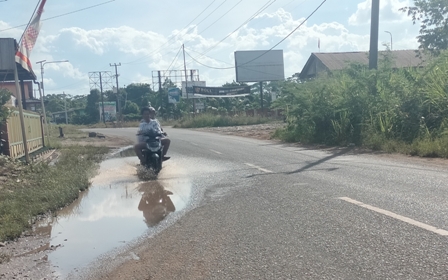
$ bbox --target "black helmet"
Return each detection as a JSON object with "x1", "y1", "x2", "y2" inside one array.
[{"x1": 141, "y1": 106, "x2": 156, "y2": 114}]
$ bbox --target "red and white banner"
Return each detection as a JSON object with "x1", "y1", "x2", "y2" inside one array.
[{"x1": 15, "y1": 0, "x2": 47, "y2": 72}]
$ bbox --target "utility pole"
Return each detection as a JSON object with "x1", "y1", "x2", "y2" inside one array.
[
  {"x1": 13, "y1": 60, "x2": 30, "y2": 163},
  {"x1": 110, "y1": 63, "x2": 122, "y2": 120},
  {"x1": 260, "y1": 82, "x2": 264, "y2": 116},
  {"x1": 158, "y1": 71, "x2": 162, "y2": 111},
  {"x1": 385, "y1": 31, "x2": 393, "y2": 50},
  {"x1": 63, "y1": 91, "x2": 68, "y2": 124},
  {"x1": 182, "y1": 44, "x2": 195, "y2": 115},
  {"x1": 34, "y1": 80, "x2": 49, "y2": 147},
  {"x1": 369, "y1": 0, "x2": 380, "y2": 69},
  {"x1": 182, "y1": 44, "x2": 188, "y2": 103},
  {"x1": 99, "y1": 72, "x2": 105, "y2": 124}
]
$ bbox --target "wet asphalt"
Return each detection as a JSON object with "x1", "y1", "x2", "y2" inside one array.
[{"x1": 76, "y1": 127, "x2": 448, "y2": 279}]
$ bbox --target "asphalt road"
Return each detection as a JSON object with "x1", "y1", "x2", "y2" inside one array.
[{"x1": 80, "y1": 127, "x2": 448, "y2": 279}]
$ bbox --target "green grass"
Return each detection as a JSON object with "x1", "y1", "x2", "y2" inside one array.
[
  {"x1": 0, "y1": 145, "x2": 108, "y2": 242},
  {"x1": 409, "y1": 137, "x2": 448, "y2": 158},
  {"x1": 172, "y1": 114, "x2": 271, "y2": 128},
  {"x1": 43, "y1": 124, "x2": 88, "y2": 148}
]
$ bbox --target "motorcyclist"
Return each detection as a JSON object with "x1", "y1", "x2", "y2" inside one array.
[
  {"x1": 134, "y1": 106, "x2": 171, "y2": 165},
  {"x1": 138, "y1": 181, "x2": 176, "y2": 227}
]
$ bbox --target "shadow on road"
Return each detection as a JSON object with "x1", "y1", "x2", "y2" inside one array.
[
  {"x1": 245, "y1": 147, "x2": 353, "y2": 178},
  {"x1": 285, "y1": 147, "x2": 353, "y2": 175}
]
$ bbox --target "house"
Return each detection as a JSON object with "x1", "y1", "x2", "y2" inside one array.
[
  {"x1": 0, "y1": 38, "x2": 41, "y2": 112},
  {"x1": 0, "y1": 81, "x2": 43, "y2": 112},
  {"x1": 299, "y1": 50, "x2": 427, "y2": 80},
  {"x1": 0, "y1": 38, "x2": 45, "y2": 158}
]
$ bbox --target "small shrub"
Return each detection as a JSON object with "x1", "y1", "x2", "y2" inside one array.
[
  {"x1": 0, "y1": 145, "x2": 108, "y2": 242},
  {"x1": 173, "y1": 114, "x2": 270, "y2": 128}
]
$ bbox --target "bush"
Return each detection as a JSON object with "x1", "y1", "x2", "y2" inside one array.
[
  {"x1": 172, "y1": 114, "x2": 270, "y2": 128},
  {"x1": 273, "y1": 50, "x2": 448, "y2": 157},
  {"x1": 0, "y1": 89, "x2": 12, "y2": 123}
]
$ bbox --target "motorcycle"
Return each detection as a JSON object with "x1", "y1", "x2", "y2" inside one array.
[
  {"x1": 138, "y1": 129, "x2": 165, "y2": 174},
  {"x1": 138, "y1": 181, "x2": 176, "y2": 227}
]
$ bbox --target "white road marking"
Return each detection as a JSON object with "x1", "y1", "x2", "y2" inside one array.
[
  {"x1": 191, "y1": 142, "x2": 199, "y2": 146},
  {"x1": 245, "y1": 163, "x2": 273, "y2": 173},
  {"x1": 339, "y1": 197, "x2": 448, "y2": 236},
  {"x1": 210, "y1": 149, "x2": 223, "y2": 155}
]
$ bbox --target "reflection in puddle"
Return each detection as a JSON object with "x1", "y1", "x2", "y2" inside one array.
[
  {"x1": 36, "y1": 156, "x2": 192, "y2": 277},
  {"x1": 138, "y1": 182, "x2": 176, "y2": 227}
]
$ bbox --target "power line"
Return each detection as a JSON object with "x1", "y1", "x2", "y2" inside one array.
[
  {"x1": 185, "y1": 49, "x2": 285, "y2": 79},
  {"x1": 187, "y1": 0, "x2": 277, "y2": 64},
  {"x1": 122, "y1": 0, "x2": 275, "y2": 69},
  {"x1": 166, "y1": 45, "x2": 183, "y2": 72},
  {"x1": 194, "y1": 0, "x2": 228, "y2": 28},
  {"x1": 122, "y1": 0, "x2": 219, "y2": 65},
  {"x1": 186, "y1": 0, "x2": 328, "y2": 70},
  {"x1": 125, "y1": 0, "x2": 248, "y2": 67},
  {"x1": 186, "y1": 47, "x2": 233, "y2": 66},
  {"x1": 264, "y1": 0, "x2": 327, "y2": 56},
  {"x1": 0, "y1": 0, "x2": 116, "y2": 33},
  {"x1": 18, "y1": 0, "x2": 41, "y2": 44},
  {"x1": 198, "y1": 0, "x2": 243, "y2": 36},
  {"x1": 185, "y1": 50, "x2": 232, "y2": 70}
]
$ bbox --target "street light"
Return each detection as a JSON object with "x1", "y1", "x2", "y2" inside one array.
[
  {"x1": 36, "y1": 60, "x2": 69, "y2": 97},
  {"x1": 385, "y1": 31, "x2": 393, "y2": 50},
  {"x1": 35, "y1": 59, "x2": 69, "y2": 144}
]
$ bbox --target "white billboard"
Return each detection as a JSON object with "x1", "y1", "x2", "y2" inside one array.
[
  {"x1": 234, "y1": 50, "x2": 285, "y2": 83},
  {"x1": 181, "y1": 81, "x2": 206, "y2": 98}
]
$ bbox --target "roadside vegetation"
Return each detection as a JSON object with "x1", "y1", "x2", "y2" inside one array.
[
  {"x1": 272, "y1": 50, "x2": 448, "y2": 158},
  {"x1": 172, "y1": 114, "x2": 271, "y2": 128},
  {"x1": 0, "y1": 145, "x2": 108, "y2": 242}
]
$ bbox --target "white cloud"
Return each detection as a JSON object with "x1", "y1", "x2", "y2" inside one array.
[
  {"x1": 0, "y1": 21, "x2": 22, "y2": 39},
  {"x1": 59, "y1": 26, "x2": 165, "y2": 56},
  {"x1": 349, "y1": 0, "x2": 412, "y2": 26},
  {"x1": 1, "y1": 2, "x2": 422, "y2": 95}
]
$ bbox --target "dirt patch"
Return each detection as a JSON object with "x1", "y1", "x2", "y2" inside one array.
[
  {"x1": 193, "y1": 122, "x2": 285, "y2": 140},
  {"x1": 0, "y1": 228, "x2": 56, "y2": 279},
  {"x1": 59, "y1": 134, "x2": 134, "y2": 148}
]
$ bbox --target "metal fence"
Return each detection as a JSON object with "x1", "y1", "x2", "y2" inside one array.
[{"x1": 0, "y1": 110, "x2": 44, "y2": 159}]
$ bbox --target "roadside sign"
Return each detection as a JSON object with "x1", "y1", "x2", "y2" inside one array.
[
  {"x1": 182, "y1": 81, "x2": 206, "y2": 98},
  {"x1": 195, "y1": 102, "x2": 205, "y2": 110},
  {"x1": 168, "y1": 88, "x2": 181, "y2": 104},
  {"x1": 98, "y1": 101, "x2": 116, "y2": 121}
]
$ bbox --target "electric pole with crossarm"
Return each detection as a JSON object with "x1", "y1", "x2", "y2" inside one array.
[{"x1": 110, "y1": 63, "x2": 122, "y2": 120}]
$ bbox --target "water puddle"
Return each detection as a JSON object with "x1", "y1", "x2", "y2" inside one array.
[{"x1": 33, "y1": 152, "x2": 192, "y2": 277}]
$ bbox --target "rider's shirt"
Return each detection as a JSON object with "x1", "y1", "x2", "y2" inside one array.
[{"x1": 137, "y1": 119, "x2": 163, "y2": 143}]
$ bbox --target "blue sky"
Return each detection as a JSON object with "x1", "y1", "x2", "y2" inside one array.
[{"x1": 0, "y1": 0, "x2": 420, "y2": 97}]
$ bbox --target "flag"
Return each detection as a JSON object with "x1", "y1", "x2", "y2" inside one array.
[{"x1": 15, "y1": 0, "x2": 47, "y2": 72}]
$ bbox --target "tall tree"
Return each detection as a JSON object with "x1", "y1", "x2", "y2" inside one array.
[
  {"x1": 45, "y1": 93, "x2": 65, "y2": 113},
  {"x1": 85, "y1": 89, "x2": 100, "y2": 123},
  {"x1": 123, "y1": 101, "x2": 140, "y2": 115},
  {"x1": 401, "y1": 0, "x2": 448, "y2": 55},
  {"x1": 0, "y1": 89, "x2": 12, "y2": 123},
  {"x1": 126, "y1": 83, "x2": 152, "y2": 108}
]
